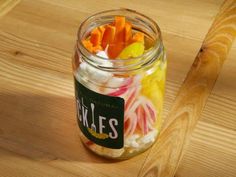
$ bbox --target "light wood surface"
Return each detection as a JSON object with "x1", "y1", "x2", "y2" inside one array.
[
  {"x1": 0, "y1": 0, "x2": 235, "y2": 177},
  {"x1": 139, "y1": 1, "x2": 236, "y2": 176},
  {"x1": 0, "y1": 0, "x2": 20, "y2": 17}
]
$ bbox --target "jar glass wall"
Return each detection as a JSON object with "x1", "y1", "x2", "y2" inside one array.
[{"x1": 73, "y1": 9, "x2": 166, "y2": 159}]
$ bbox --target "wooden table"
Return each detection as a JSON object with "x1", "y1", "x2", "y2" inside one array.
[{"x1": 0, "y1": 0, "x2": 235, "y2": 177}]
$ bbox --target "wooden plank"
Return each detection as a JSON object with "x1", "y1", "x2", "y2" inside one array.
[
  {"x1": 0, "y1": 0, "x2": 222, "y2": 51},
  {"x1": 0, "y1": 0, "x2": 20, "y2": 17},
  {"x1": 40, "y1": 0, "x2": 223, "y2": 41},
  {"x1": 0, "y1": 0, "x2": 235, "y2": 177},
  {"x1": 176, "y1": 121, "x2": 236, "y2": 177},
  {"x1": 176, "y1": 49, "x2": 236, "y2": 176},
  {"x1": 0, "y1": 147, "x2": 81, "y2": 177},
  {"x1": 138, "y1": 0, "x2": 236, "y2": 177}
]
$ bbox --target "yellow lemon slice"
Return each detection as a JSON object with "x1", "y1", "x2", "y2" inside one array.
[
  {"x1": 141, "y1": 63, "x2": 166, "y2": 111},
  {"x1": 118, "y1": 42, "x2": 144, "y2": 59}
]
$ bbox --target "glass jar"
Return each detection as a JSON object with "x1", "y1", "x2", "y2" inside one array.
[{"x1": 72, "y1": 9, "x2": 166, "y2": 159}]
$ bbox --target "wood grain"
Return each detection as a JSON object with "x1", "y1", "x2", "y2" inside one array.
[
  {"x1": 0, "y1": 0, "x2": 235, "y2": 177},
  {"x1": 0, "y1": 0, "x2": 20, "y2": 17},
  {"x1": 138, "y1": 0, "x2": 236, "y2": 177},
  {"x1": 0, "y1": 147, "x2": 80, "y2": 177}
]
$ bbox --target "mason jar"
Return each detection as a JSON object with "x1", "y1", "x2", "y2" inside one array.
[{"x1": 72, "y1": 9, "x2": 166, "y2": 159}]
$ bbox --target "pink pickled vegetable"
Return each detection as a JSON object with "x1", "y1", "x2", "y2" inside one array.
[
  {"x1": 107, "y1": 77, "x2": 157, "y2": 137},
  {"x1": 137, "y1": 104, "x2": 148, "y2": 135},
  {"x1": 125, "y1": 95, "x2": 157, "y2": 136},
  {"x1": 124, "y1": 112, "x2": 138, "y2": 137},
  {"x1": 108, "y1": 86, "x2": 128, "y2": 97},
  {"x1": 108, "y1": 78, "x2": 133, "y2": 97}
]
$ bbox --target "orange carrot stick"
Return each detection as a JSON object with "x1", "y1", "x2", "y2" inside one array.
[
  {"x1": 82, "y1": 16, "x2": 145, "y2": 57},
  {"x1": 132, "y1": 32, "x2": 144, "y2": 43},
  {"x1": 125, "y1": 22, "x2": 132, "y2": 43},
  {"x1": 90, "y1": 27, "x2": 102, "y2": 46},
  {"x1": 114, "y1": 16, "x2": 126, "y2": 42},
  {"x1": 108, "y1": 16, "x2": 126, "y2": 58},
  {"x1": 82, "y1": 39, "x2": 93, "y2": 52},
  {"x1": 115, "y1": 16, "x2": 126, "y2": 31},
  {"x1": 101, "y1": 25, "x2": 116, "y2": 49},
  {"x1": 98, "y1": 25, "x2": 105, "y2": 37},
  {"x1": 108, "y1": 42, "x2": 124, "y2": 59},
  {"x1": 92, "y1": 45, "x2": 103, "y2": 53}
]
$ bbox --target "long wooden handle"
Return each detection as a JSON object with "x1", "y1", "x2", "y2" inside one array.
[{"x1": 138, "y1": 0, "x2": 236, "y2": 177}]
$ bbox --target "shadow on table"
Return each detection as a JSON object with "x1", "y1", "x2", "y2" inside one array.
[{"x1": 0, "y1": 93, "x2": 131, "y2": 164}]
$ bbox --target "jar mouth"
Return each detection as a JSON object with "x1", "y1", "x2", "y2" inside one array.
[{"x1": 77, "y1": 8, "x2": 163, "y2": 71}]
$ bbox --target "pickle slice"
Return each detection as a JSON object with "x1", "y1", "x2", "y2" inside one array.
[{"x1": 118, "y1": 42, "x2": 144, "y2": 59}]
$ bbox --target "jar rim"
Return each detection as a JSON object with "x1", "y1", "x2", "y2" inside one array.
[{"x1": 76, "y1": 8, "x2": 164, "y2": 71}]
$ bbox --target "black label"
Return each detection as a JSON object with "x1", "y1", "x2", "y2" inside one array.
[{"x1": 74, "y1": 78, "x2": 124, "y2": 149}]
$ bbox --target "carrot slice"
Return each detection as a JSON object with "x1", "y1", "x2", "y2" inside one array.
[
  {"x1": 82, "y1": 39, "x2": 102, "y2": 53},
  {"x1": 98, "y1": 25, "x2": 105, "y2": 38},
  {"x1": 115, "y1": 16, "x2": 126, "y2": 29},
  {"x1": 82, "y1": 40, "x2": 93, "y2": 52},
  {"x1": 90, "y1": 27, "x2": 102, "y2": 46},
  {"x1": 82, "y1": 16, "x2": 145, "y2": 58},
  {"x1": 92, "y1": 45, "x2": 103, "y2": 53},
  {"x1": 132, "y1": 32, "x2": 144, "y2": 43},
  {"x1": 124, "y1": 22, "x2": 132, "y2": 43},
  {"x1": 107, "y1": 16, "x2": 126, "y2": 58},
  {"x1": 114, "y1": 16, "x2": 126, "y2": 42},
  {"x1": 101, "y1": 25, "x2": 116, "y2": 49},
  {"x1": 108, "y1": 42, "x2": 125, "y2": 59}
]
